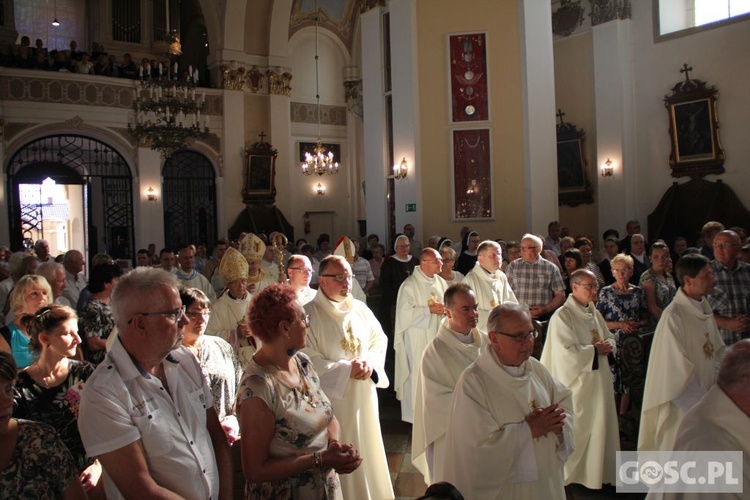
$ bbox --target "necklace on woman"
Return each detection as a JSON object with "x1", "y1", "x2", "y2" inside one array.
[
  {"x1": 266, "y1": 355, "x2": 318, "y2": 408},
  {"x1": 33, "y1": 358, "x2": 68, "y2": 389}
]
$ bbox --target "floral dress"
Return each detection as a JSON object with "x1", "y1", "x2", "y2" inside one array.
[
  {"x1": 0, "y1": 419, "x2": 78, "y2": 499},
  {"x1": 78, "y1": 298, "x2": 115, "y2": 365},
  {"x1": 195, "y1": 335, "x2": 243, "y2": 430},
  {"x1": 639, "y1": 269, "x2": 677, "y2": 326},
  {"x1": 237, "y1": 352, "x2": 341, "y2": 500},
  {"x1": 596, "y1": 285, "x2": 646, "y2": 395},
  {"x1": 13, "y1": 360, "x2": 95, "y2": 472}
]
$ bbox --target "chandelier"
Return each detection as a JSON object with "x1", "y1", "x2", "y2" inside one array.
[
  {"x1": 301, "y1": 1, "x2": 339, "y2": 176},
  {"x1": 127, "y1": 3, "x2": 208, "y2": 159},
  {"x1": 128, "y1": 71, "x2": 209, "y2": 159}
]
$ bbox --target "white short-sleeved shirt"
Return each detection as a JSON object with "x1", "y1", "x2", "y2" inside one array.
[{"x1": 78, "y1": 339, "x2": 219, "y2": 500}]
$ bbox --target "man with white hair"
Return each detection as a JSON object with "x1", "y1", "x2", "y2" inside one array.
[
  {"x1": 462, "y1": 239, "x2": 518, "y2": 330},
  {"x1": 78, "y1": 268, "x2": 232, "y2": 499},
  {"x1": 670, "y1": 339, "x2": 750, "y2": 498},
  {"x1": 302, "y1": 255, "x2": 393, "y2": 500},
  {"x1": 412, "y1": 283, "x2": 487, "y2": 484},
  {"x1": 394, "y1": 248, "x2": 448, "y2": 422},
  {"x1": 506, "y1": 233, "x2": 565, "y2": 320},
  {"x1": 708, "y1": 230, "x2": 750, "y2": 346},
  {"x1": 34, "y1": 238, "x2": 54, "y2": 263},
  {"x1": 442, "y1": 303, "x2": 573, "y2": 498},
  {"x1": 541, "y1": 269, "x2": 619, "y2": 489}
]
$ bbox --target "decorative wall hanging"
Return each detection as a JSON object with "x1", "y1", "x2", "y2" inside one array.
[
  {"x1": 664, "y1": 63, "x2": 724, "y2": 178},
  {"x1": 452, "y1": 129, "x2": 492, "y2": 220},
  {"x1": 448, "y1": 33, "x2": 489, "y2": 123},
  {"x1": 556, "y1": 109, "x2": 593, "y2": 207},
  {"x1": 243, "y1": 133, "x2": 278, "y2": 204}
]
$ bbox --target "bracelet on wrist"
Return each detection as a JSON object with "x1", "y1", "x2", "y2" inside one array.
[
  {"x1": 327, "y1": 439, "x2": 339, "y2": 448},
  {"x1": 312, "y1": 451, "x2": 323, "y2": 469}
]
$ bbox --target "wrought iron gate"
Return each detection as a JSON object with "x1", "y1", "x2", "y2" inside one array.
[
  {"x1": 162, "y1": 150, "x2": 217, "y2": 250},
  {"x1": 6, "y1": 135, "x2": 134, "y2": 259}
]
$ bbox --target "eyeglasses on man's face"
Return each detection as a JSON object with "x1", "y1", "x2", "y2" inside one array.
[
  {"x1": 491, "y1": 330, "x2": 539, "y2": 343},
  {"x1": 320, "y1": 273, "x2": 353, "y2": 283},
  {"x1": 128, "y1": 305, "x2": 186, "y2": 324},
  {"x1": 289, "y1": 267, "x2": 313, "y2": 274},
  {"x1": 574, "y1": 282, "x2": 599, "y2": 290}
]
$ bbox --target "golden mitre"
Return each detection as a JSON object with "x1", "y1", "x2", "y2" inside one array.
[
  {"x1": 334, "y1": 236, "x2": 356, "y2": 264},
  {"x1": 239, "y1": 232, "x2": 266, "y2": 262},
  {"x1": 219, "y1": 247, "x2": 249, "y2": 284}
]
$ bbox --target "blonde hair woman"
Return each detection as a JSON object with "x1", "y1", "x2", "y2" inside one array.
[{"x1": 0, "y1": 275, "x2": 53, "y2": 369}]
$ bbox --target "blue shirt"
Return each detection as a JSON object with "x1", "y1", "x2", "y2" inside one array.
[{"x1": 7, "y1": 322, "x2": 37, "y2": 369}]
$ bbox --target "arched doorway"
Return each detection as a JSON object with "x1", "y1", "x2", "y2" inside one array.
[
  {"x1": 6, "y1": 135, "x2": 135, "y2": 261},
  {"x1": 162, "y1": 150, "x2": 217, "y2": 250}
]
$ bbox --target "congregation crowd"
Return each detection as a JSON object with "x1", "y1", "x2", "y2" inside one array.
[
  {"x1": 2, "y1": 36, "x2": 195, "y2": 82},
  {"x1": 0, "y1": 217, "x2": 749, "y2": 499}
]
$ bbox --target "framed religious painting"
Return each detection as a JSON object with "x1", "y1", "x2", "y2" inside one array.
[
  {"x1": 664, "y1": 64, "x2": 724, "y2": 178},
  {"x1": 243, "y1": 136, "x2": 278, "y2": 204},
  {"x1": 452, "y1": 128, "x2": 493, "y2": 220},
  {"x1": 448, "y1": 32, "x2": 489, "y2": 123},
  {"x1": 556, "y1": 111, "x2": 593, "y2": 207}
]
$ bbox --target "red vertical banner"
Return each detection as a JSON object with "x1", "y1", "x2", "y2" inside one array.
[
  {"x1": 453, "y1": 129, "x2": 492, "y2": 219},
  {"x1": 449, "y1": 33, "x2": 489, "y2": 123}
]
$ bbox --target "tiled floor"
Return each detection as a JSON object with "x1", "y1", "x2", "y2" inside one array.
[{"x1": 377, "y1": 387, "x2": 646, "y2": 500}]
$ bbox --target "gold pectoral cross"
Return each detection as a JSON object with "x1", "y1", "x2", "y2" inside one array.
[
  {"x1": 529, "y1": 399, "x2": 537, "y2": 411},
  {"x1": 427, "y1": 292, "x2": 438, "y2": 307},
  {"x1": 341, "y1": 322, "x2": 362, "y2": 356},
  {"x1": 703, "y1": 332, "x2": 714, "y2": 359}
]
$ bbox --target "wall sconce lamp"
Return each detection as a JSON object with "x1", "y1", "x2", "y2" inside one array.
[
  {"x1": 146, "y1": 186, "x2": 157, "y2": 202},
  {"x1": 393, "y1": 157, "x2": 408, "y2": 180},
  {"x1": 600, "y1": 158, "x2": 614, "y2": 177},
  {"x1": 316, "y1": 183, "x2": 326, "y2": 196}
]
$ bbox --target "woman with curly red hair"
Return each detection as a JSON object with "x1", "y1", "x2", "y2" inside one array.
[{"x1": 238, "y1": 283, "x2": 361, "y2": 499}]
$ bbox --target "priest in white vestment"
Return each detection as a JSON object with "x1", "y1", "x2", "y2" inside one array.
[
  {"x1": 412, "y1": 283, "x2": 487, "y2": 484},
  {"x1": 639, "y1": 254, "x2": 725, "y2": 452},
  {"x1": 175, "y1": 245, "x2": 217, "y2": 301},
  {"x1": 541, "y1": 269, "x2": 619, "y2": 489},
  {"x1": 286, "y1": 254, "x2": 317, "y2": 306},
  {"x1": 462, "y1": 240, "x2": 517, "y2": 330},
  {"x1": 302, "y1": 256, "x2": 394, "y2": 500},
  {"x1": 442, "y1": 302, "x2": 574, "y2": 499},
  {"x1": 205, "y1": 247, "x2": 256, "y2": 366},
  {"x1": 394, "y1": 248, "x2": 448, "y2": 422},
  {"x1": 653, "y1": 340, "x2": 750, "y2": 500}
]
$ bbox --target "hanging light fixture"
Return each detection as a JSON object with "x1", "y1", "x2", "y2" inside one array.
[
  {"x1": 301, "y1": 1, "x2": 339, "y2": 176},
  {"x1": 51, "y1": 0, "x2": 60, "y2": 26},
  {"x1": 128, "y1": 0, "x2": 209, "y2": 158}
]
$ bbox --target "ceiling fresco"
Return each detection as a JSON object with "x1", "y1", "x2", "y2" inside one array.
[{"x1": 289, "y1": 0, "x2": 359, "y2": 52}]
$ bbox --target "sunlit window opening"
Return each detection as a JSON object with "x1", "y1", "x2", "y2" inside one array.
[{"x1": 660, "y1": 0, "x2": 750, "y2": 36}]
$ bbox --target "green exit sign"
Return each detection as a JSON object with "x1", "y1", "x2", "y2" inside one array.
[{"x1": 405, "y1": 203, "x2": 417, "y2": 212}]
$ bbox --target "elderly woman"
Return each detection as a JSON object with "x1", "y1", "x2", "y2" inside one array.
[
  {"x1": 78, "y1": 263, "x2": 122, "y2": 365},
  {"x1": 181, "y1": 288, "x2": 243, "y2": 443},
  {"x1": 239, "y1": 284, "x2": 361, "y2": 499},
  {"x1": 0, "y1": 275, "x2": 53, "y2": 369},
  {"x1": 596, "y1": 253, "x2": 648, "y2": 414},
  {"x1": 13, "y1": 304, "x2": 103, "y2": 496},
  {"x1": 638, "y1": 242, "x2": 677, "y2": 325},
  {"x1": 574, "y1": 237, "x2": 605, "y2": 288},
  {"x1": 438, "y1": 246, "x2": 464, "y2": 283},
  {"x1": 0, "y1": 351, "x2": 87, "y2": 499}
]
